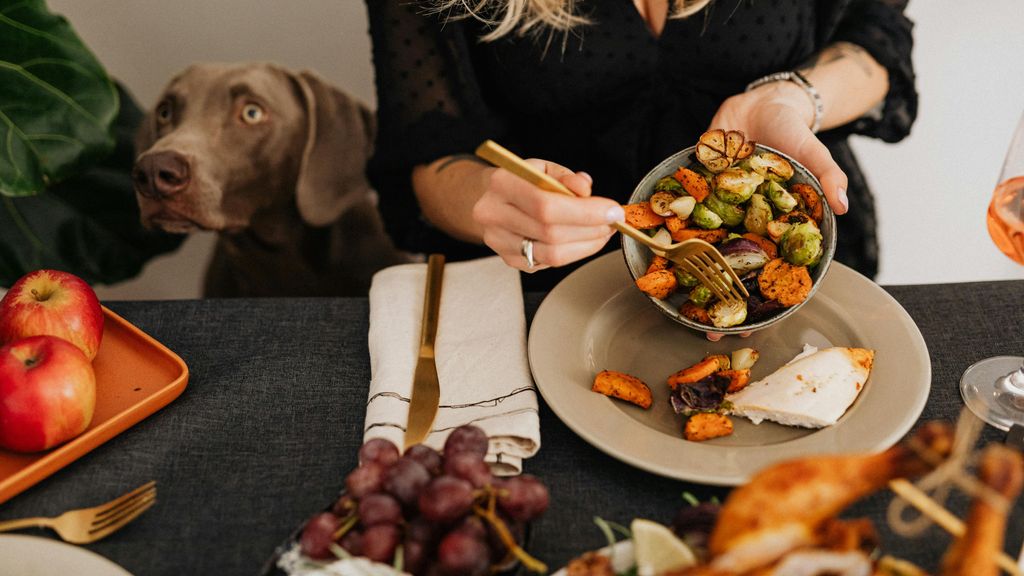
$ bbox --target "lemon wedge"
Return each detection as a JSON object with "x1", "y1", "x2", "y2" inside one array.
[{"x1": 630, "y1": 518, "x2": 698, "y2": 576}]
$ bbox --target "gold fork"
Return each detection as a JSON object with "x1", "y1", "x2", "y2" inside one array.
[
  {"x1": 475, "y1": 140, "x2": 748, "y2": 303},
  {"x1": 0, "y1": 480, "x2": 157, "y2": 544}
]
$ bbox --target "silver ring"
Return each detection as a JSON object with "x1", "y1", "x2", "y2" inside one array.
[{"x1": 520, "y1": 237, "x2": 536, "y2": 270}]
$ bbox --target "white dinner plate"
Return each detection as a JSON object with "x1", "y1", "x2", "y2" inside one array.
[
  {"x1": 0, "y1": 534, "x2": 133, "y2": 576},
  {"x1": 528, "y1": 252, "x2": 931, "y2": 486}
]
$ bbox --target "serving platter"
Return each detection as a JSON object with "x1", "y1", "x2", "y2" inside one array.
[
  {"x1": 0, "y1": 306, "x2": 189, "y2": 503},
  {"x1": 528, "y1": 252, "x2": 930, "y2": 486}
]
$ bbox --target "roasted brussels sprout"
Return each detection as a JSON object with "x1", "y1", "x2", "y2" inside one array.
[
  {"x1": 718, "y1": 237, "x2": 770, "y2": 275},
  {"x1": 692, "y1": 165, "x2": 716, "y2": 187},
  {"x1": 708, "y1": 299, "x2": 748, "y2": 328},
  {"x1": 655, "y1": 176, "x2": 683, "y2": 193},
  {"x1": 780, "y1": 222, "x2": 824, "y2": 266},
  {"x1": 761, "y1": 181, "x2": 798, "y2": 213},
  {"x1": 714, "y1": 168, "x2": 764, "y2": 204},
  {"x1": 675, "y1": 268, "x2": 701, "y2": 287},
  {"x1": 747, "y1": 151, "x2": 794, "y2": 182},
  {"x1": 689, "y1": 285, "x2": 713, "y2": 307},
  {"x1": 704, "y1": 194, "x2": 746, "y2": 227},
  {"x1": 690, "y1": 203, "x2": 724, "y2": 229},
  {"x1": 743, "y1": 193, "x2": 772, "y2": 236}
]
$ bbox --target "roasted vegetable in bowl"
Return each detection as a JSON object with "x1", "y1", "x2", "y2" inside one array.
[{"x1": 622, "y1": 130, "x2": 836, "y2": 333}]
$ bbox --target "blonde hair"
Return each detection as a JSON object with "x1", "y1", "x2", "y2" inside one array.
[{"x1": 428, "y1": 0, "x2": 713, "y2": 42}]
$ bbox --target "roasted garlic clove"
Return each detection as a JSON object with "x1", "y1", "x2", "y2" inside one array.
[{"x1": 696, "y1": 143, "x2": 731, "y2": 173}]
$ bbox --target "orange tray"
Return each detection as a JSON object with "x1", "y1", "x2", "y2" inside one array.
[{"x1": 0, "y1": 306, "x2": 189, "y2": 504}]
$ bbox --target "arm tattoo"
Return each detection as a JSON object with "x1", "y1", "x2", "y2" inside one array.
[
  {"x1": 434, "y1": 153, "x2": 489, "y2": 174},
  {"x1": 800, "y1": 42, "x2": 876, "y2": 78}
]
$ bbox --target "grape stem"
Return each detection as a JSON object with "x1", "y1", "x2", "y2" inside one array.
[
  {"x1": 332, "y1": 514, "x2": 359, "y2": 541},
  {"x1": 472, "y1": 504, "x2": 548, "y2": 574}
]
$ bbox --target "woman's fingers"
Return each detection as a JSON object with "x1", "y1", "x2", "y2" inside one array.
[
  {"x1": 490, "y1": 166, "x2": 623, "y2": 226},
  {"x1": 705, "y1": 331, "x2": 753, "y2": 341},
  {"x1": 483, "y1": 226, "x2": 614, "y2": 272}
]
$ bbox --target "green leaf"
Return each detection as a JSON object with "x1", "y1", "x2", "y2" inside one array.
[{"x1": 0, "y1": 0, "x2": 118, "y2": 197}]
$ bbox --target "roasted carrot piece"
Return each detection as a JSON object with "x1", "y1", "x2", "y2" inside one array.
[
  {"x1": 623, "y1": 203, "x2": 666, "y2": 229},
  {"x1": 667, "y1": 356, "x2": 723, "y2": 390},
  {"x1": 673, "y1": 167, "x2": 710, "y2": 202},
  {"x1": 592, "y1": 370, "x2": 653, "y2": 409},
  {"x1": 758, "y1": 258, "x2": 813, "y2": 307},
  {"x1": 646, "y1": 255, "x2": 671, "y2": 274},
  {"x1": 684, "y1": 413, "x2": 734, "y2": 441},
  {"x1": 790, "y1": 183, "x2": 823, "y2": 223},
  {"x1": 718, "y1": 369, "x2": 752, "y2": 393},
  {"x1": 670, "y1": 228, "x2": 728, "y2": 244},
  {"x1": 664, "y1": 215, "x2": 688, "y2": 241},
  {"x1": 741, "y1": 232, "x2": 779, "y2": 259},
  {"x1": 635, "y1": 269, "x2": 677, "y2": 300}
]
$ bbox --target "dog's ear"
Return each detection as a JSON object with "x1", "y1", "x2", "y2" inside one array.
[{"x1": 291, "y1": 70, "x2": 375, "y2": 227}]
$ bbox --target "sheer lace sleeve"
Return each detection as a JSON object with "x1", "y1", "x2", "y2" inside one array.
[
  {"x1": 365, "y1": 1, "x2": 503, "y2": 256},
  {"x1": 826, "y1": 0, "x2": 917, "y2": 143}
]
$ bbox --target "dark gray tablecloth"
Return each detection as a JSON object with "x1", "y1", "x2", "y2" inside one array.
[{"x1": 1, "y1": 280, "x2": 1023, "y2": 575}]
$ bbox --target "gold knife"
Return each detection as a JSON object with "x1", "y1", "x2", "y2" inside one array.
[{"x1": 405, "y1": 253, "x2": 445, "y2": 449}]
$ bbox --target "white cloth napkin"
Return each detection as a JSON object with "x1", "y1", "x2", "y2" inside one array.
[{"x1": 363, "y1": 256, "x2": 540, "y2": 475}]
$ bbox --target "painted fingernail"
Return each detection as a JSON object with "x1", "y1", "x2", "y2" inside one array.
[
  {"x1": 838, "y1": 187, "x2": 849, "y2": 213},
  {"x1": 606, "y1": 205, "x2": 625, "y2": 223},
  {"x1": 578, "y1": 171, "x2": 593, "y2": 185}
]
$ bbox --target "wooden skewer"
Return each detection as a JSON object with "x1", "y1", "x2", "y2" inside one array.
[{"x1": 888, "y1": 479, "x2": 1021, "y2": 576}]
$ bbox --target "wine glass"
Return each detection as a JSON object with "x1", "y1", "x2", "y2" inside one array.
[{"x1": 959, "y1": 110, "x2": 1024, "y2": 431}]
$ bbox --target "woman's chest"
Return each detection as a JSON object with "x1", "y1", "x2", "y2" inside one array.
[{"x1": 472, "y1": 0, "x2": 816, "y2": 112}]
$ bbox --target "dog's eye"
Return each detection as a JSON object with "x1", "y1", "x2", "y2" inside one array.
[
  {"x1": 155, "y1": 101, "x2": 172, "y2": 125},
  {"x1": 241, "y1": 103, "x2": 266, "y2": 125}
]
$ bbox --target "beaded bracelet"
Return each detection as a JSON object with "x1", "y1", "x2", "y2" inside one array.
[{"x1": 745, "y1": 70, "x2": 824, "y2": 133}]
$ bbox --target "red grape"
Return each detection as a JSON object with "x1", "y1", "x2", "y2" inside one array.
[
  {"x1": 444, "y1": 452, "x2": 492, "y2": 488},
  {"x1": 346, "y1": 461, "x2": 387, "y2": 498},
  {"x1": 437, "y1": 531, "x2": 489, "y2": 576},
  {"x1": 405, "y1": 443, "x2": 444, "y2": 475},
  {"x1": 443, "y1": 426, "x2": 489, "y2": 460},
  {"x1": 452, "y1": 515, "x2": 486, "y2": 540},
  {"x1": 340, "y1": 529, "x2": 363, "y2": 557},
  {"x1": 362, "y1": 524, "x2": 400, "y2": 563},
  {"x1": 299, "y1": 512, "x2": 340, "y2": 560},
  {"x1": 358, "y1": 493, "x2": 403, "y2": 526},
  {"x1": 383, "y1": 457, "x2": 432, "y2": 506},
  {"x1": 403, "y1": 538, "x2": 429, "y2": 574},
  {"x1": 405, "y1": 517, "x2": 439, "y2": 545},
  {"x1": 418, "y1": 476, "x2": 475, "y2": 523},
  {"x1": 360, "y1": 438, "x2": 401, "y2": 467},
  {"x1": 497, "y1": 474, "x2": 549, "y2": 521}
]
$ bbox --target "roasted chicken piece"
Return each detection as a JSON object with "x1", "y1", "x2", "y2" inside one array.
[
  {"x1": 939, "y1": 444, "x2": 1024, "y2": 576},
  {"x1": 706, "y1": 422, "x2": 954, "y2": 573}
]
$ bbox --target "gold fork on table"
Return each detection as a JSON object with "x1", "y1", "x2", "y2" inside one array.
[
  {"x1": 475, "y1": 140, "x2": 748, "y2": 303},
  {"x1": 0, "y1": 480, "x2": 157, "y2": 544}
]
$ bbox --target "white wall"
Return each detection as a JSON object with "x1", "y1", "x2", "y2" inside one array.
[{"x1": 45, "y1": 0, "x2": 1022, "y2": 300}]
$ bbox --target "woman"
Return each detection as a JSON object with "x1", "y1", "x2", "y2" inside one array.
[{"x1": 365, "y1": 0, "x2": 915, "y2": 289}]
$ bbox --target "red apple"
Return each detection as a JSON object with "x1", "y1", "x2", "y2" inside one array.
[
  {"x1": 0, "y1": 335, "x2": 96, "y2": 452},
  {"x1": 0, "y1": 270, "x2": 104, "y2": 360}
]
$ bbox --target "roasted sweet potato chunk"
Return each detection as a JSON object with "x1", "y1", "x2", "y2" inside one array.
[
  {"x1": 718, "y1": 369, "x2": 752, "y2": 393},
  {"x1": 679, "y1": 301, "x2": 711, "y2": 325},
  {"x1": 646, "y1": 255, "x2": 671, "y2": 274},
  {"x1": 673, "y1": 167, "x2": 711, "y2": 202},
  {"x1": 790, "y1": 183, "x2": 823, "y2": 223},
  {"x1": 684, "y1": 413, "x2": 734, "y2": 441},
  {"x1": 758, "y1": 258, "x2": 813, "y2": 307},
  {"x1": 670, "y1": 228, "x2": 728, "y2": 244},
  {"x1": 592, "y1": 370, "x2": 653, "y2": 409},
  {"x1": 635, "y1": 269, "x2": 677, "y2": 299},
  {"x1": 664, "y1": 215, "x2": 688, "y2": 241},
  {"x1": 667, "y1": 356, "x2": 723, "y2": 390},
  {"x1": 623, "y1": 203, "x2": 666, "y2": 229}
]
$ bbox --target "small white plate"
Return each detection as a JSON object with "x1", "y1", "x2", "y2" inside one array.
[{"x1": 0, "y1": 534, "x2": 133, "y2": 576}]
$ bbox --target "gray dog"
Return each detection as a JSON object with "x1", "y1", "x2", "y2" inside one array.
[{"x1": 133, "y1": 63, "x2": 412, "y2": 297}]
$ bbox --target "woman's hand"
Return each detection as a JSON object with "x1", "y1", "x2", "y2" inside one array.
[
  {"x1": 709, "y1": 81, "x2": 850, "y2": 215},
  {"x1": 471, "y1": 159, "x2": 625, "y2": 272}
]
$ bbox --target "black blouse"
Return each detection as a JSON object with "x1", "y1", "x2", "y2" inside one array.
[{"x1": 366, "y1": 0, "x2": 917, "y2": 287}]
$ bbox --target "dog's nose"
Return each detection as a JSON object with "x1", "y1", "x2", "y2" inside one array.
[{"x1": 133, "y1": 152, "x2": 191, "y2": 198}]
